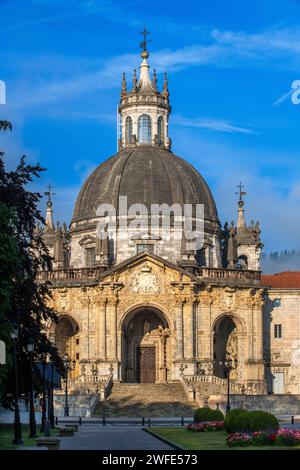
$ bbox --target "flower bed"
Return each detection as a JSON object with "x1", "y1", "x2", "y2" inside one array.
[
  {"x1": 227, "y1": 428, "x2": 300, "y2": 447},
  {"x1": 187, "y1": 421, "x2": 224, "y2": 432}
]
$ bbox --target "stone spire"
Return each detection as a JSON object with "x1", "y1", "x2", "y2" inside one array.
[
  {"x1": 43, "y1": 184, "x2": 55, "y2": 234},
  {"x1": 138, "y1": 49, "x2": 154, "y2": 93},
  {"x1": 233, "y1": 183, "x2": 263, "y2": 270},
  {"x1": 121, "y1": 72, "x2": 127, "y2": 97},
  {"x1": 53, "y1": 222, "x2": 64, "y2": 268},
  {"x1": 162, "y1": 72, "x2": 169, "y2": 98},
  {"x1": 152, "y1": 69, "x2": 158, "y2": 92},
  {"x1": 236, "y1": 183, "x2": 247, "y2": 232},
  {"x1": 132, "y1": 69, "x2": 137, "y2": 92}
]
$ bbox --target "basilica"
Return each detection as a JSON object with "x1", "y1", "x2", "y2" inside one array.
[{"x1": 37, "y1": 39, "x2": 300, "y2": 411}]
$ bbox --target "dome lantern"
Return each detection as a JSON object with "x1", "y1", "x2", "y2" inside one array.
[{"x1": 118, "y1": 29, "x2": 171, "y2": 151}]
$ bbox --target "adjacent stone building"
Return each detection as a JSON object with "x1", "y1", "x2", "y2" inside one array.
[{"x1": 262, "y1": 272, "x2": 300, "y2": 395}]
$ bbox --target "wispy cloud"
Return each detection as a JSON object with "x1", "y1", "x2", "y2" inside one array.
[
  {"x1": 212, "y1": 26, "x2": 300, "y2": 65},
  {"x1": 172, "y1": 128, "x2": 300, "y2": 253},
  {"x1": 0, "y1": 0, "x2": 141, "y2": 33},
  {"x1": 0, "y1": 12, "x2": 83, "y2": 33},
  {"x1": 6, "y1": 24, "x2": 300, "y2": 111},
  {"x1": 173, "y1": 115, "x2": 254, "y2": 134}
]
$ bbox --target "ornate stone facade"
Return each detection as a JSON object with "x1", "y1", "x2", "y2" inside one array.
[
  {"x1": 39, "y1": 38, "x2": 295, "y2": 399},
  {"x1": 44, "y1": 252, "x2": 266, "y2": 393}
]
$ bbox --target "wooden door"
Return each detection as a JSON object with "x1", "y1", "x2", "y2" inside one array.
[{"x1": 137, "y1": 347, "x2": 156, "y2": 383}]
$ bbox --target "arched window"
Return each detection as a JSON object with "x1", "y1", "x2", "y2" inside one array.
[
  {"x1": 237, "y1": 255, "x2": 248, "y2": 269},
  {"x1": 138, "y1": 114, "x2": 152, "y2": 144},
  {"x1": 125, "y1": 116, "x2": 132, "y2": 145},
  {"x1": 157, "y1": 116, "x2": 164, "y2": 145}
]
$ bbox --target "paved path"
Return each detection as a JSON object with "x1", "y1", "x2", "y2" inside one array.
[{"x1": 59, "y1": 425, "x2": 173, "y2": 450}]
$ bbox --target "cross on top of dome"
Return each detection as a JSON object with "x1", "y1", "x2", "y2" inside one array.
[{"x1": 139, "y1": 25, "x2": 151, "y2": 59}]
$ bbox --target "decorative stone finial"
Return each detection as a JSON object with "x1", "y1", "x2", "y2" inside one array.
[
  {"x1": 44, "y1": 184, "x2": 55, "y2": 233},
  {"x1": 132, "y1": 69, "x2": 137, "y2": 92},
  {"x1": 236, "y1": 183, "x2": 247, "y2": 230},
  {"x1": 121, "y1": 72, "x2": 127, "y2": 96},
  {"x1": 152, "y1": 69, "x2": 158, "y2": 92},
  {"x1": 162, "y1": 72, "x2": 169, "y2": 98}
]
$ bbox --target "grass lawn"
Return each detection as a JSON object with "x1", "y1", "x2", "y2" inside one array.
[
  {"x1": 150, "y1": 428, "x2": 300, "y2": 451},
  {"x1": 0, "y1": 424, "x2": 59, "y2": 450}
]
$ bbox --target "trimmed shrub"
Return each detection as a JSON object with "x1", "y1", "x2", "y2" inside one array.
[
  {"x1": 225, "y1": 409, "x2": 279, "y2": 433},
  {"x1": 247, "y1": 411, "x2": 279, "y2": 432},
  {"x1": 194, "y1": 407, "x2": 223, "y2": 423},
  {"x1": 213, "y1": 408, "x2": 225, "y2": 422},
  {"x1": 224, "y1": 409, "x2": 249, "y2": 433}
]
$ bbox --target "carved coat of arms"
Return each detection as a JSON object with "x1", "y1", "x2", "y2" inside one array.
[{"x1": 129, "y1": 266, "x2": 160, "y2": 293}]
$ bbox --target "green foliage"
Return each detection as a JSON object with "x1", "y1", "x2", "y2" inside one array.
[
  {"x1": 0, "y1": 121, "x2": 63, "y2": 403},
  {"x1": 251, "y1": 431, "x2": 277, "y2": 446},
  {"x1": 225, "y1": 409, "x2": 278, "y2": 433},
  {"x1": 276, "y1": 434, "x2": 299, "y2": 446},
  {"x1": 247, "y1": 410, "x2": 279, "y2": 432},
  {"x1": 194, "y1": 407, "x2": 224, "y2": 423},
  {"x1": 213, "y1": 408, "x2": 225, "y2": 422},
  {"x1": 224, "y1": 409, "x2": 250, "y2": 432}
]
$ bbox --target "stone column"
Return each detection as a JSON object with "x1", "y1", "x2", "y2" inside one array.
[
  {"x1": 109, "y1": 297, "x2": 118, "y2": 360},
  {"x1": 175, "y1": 299, "x2": 184, "y2": 359},
  {"x1": 98, "y1": 298, "x2": 107, "y2": 359},
  {"x1": 184, "y1": 299, "x2": 194, "y2": 359}
]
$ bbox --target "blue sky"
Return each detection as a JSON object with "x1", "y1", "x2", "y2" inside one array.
[{"x1": 1, "y1": 0, "x2": 300, "y2": 261}]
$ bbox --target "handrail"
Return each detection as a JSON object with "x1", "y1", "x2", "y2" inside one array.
[
  {"x1": 37, "y1": 266, "x2": 260, "y2": 284},
  {"x1": 183, "y1": 374, "x2": 254, "y2": 395}
]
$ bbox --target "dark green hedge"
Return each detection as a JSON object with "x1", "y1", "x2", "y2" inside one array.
[
  {"x1": 194, "y1": 407, "x2": 224, "y2": 422},
  {"x1": 225, "y1": 409, "x2": 279, "y2": 432},
  {"x1": 224, "y1": 409, "x2": 249, "y2": 432}
]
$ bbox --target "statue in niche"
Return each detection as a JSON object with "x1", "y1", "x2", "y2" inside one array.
[
  {"x1": 158, "y1": 324, "x2": 171, "y2": 339},
  {"x1": 143, "y1": 319, "x2": 151, "y2": 335}
]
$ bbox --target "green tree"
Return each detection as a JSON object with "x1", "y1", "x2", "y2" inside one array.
[{"x1": 0, "y1": 121, "x2": 63, "y2": 404}]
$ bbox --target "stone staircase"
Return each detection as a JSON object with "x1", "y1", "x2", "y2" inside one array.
[
  {"x1": 93, "y1": 382, "x2": 198, "y2": 417},
  {"x1": 54, "y1": 392, "x2": 98, "y2": 417}
]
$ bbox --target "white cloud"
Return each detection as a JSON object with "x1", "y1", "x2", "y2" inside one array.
[
  {"x1": 172, "y1": 128, "x2": 300, "y2": 253},
  {"x1": 6, "y1": 24, "x2": 300, "y2": 112},
  {"x1": 173, "y1": 115, "x2": 254, "y2": 134},
  {"x1": 212, "y1": 26, "x2": 300, "y2": 53}
]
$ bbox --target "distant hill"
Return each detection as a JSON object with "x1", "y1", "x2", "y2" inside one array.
[{"x1": 261, "y1": 250, "x2": 300, "y2": 274}]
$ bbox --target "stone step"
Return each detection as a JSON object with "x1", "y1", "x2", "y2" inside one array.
[{"x1": 93, "y1": 382, "x2": 198, "y2": 417}]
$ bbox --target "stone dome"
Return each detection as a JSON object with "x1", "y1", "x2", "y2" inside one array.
[{"x1": 71, "y1": 147, "x2": 219, "y2": 227}]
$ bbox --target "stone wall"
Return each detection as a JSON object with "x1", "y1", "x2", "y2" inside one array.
[
  {"x1": 264, "y1": 288, "x2": 300, "y2": 394},
  {"x1": 202, "y1": 394, "x2": 300, "y2": 416}
]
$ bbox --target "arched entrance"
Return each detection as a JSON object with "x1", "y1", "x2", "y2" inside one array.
[
  {"x1": 213, "y1": 315, "x2": 239, "y2": 380},
  {"x1": 121, "y1": 307, "x2": 171, "y2": 383},
  {"x1": 49, "y1": 315, "x2": 80, "y2": 377}
]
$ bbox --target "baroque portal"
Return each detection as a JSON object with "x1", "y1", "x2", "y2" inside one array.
[{"x1": 122, "y1": 307, "x2": 171, "y2": 383}]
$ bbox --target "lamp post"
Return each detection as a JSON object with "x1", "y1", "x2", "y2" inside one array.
[
  {"x1": 40, "y1": 355, "x2": 47, "y2": 433},
  {"x1": 26, "y1": 339, "x2": 36, "y2": 438},
  {"x1": 220, "y1": 351, "x2": 238, "y2": 414},
  {"x1": 10, "y1": 326, "x2": 23, "y2": 445},
  {"x1": 63, "y1": 353, "x2": 76, "y2": 417},
  {"x1": 49, "y1": 362, "x2": 55, "y2": 429}
]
